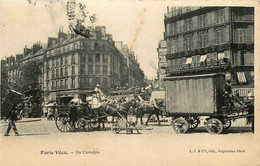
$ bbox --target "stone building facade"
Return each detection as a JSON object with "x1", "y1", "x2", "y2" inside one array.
[{"x1": 164, "y1": 7, "x2": 254, "y2": 96}]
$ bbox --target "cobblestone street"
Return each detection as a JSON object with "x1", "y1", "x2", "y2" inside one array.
[{"x1": 0, "y1": 117, "x2": 256, "y2": 166}]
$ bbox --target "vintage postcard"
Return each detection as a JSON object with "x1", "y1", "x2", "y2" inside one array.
[{"x1": 0, "y1": 0, "x2": 259, "y2": 165}]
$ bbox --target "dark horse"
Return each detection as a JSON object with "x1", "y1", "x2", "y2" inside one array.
[
  {"x1": 135, "y1": 99, "x2": 164, "y2": 126},
  {"x1": 77, "y1": 100, "x2": 136, "y2": 129}
]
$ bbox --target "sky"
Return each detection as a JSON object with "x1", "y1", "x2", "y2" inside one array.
[{"x1": 0, "y1": 0, "x2": 167, "y2": 79}]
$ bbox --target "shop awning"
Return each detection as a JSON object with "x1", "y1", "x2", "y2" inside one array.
[
  {"x1": 217, "y1": 52, "x2": 225, "y2": 59},
  {"x1": 199, "y1": 55, "x2": 207, "y2": 62},
  {"x1": 237, "y1": 72, "x2": 247, "y2": 84},
  {"x1": 185, "y1": 57, "x2": 192, "y2": 64}
]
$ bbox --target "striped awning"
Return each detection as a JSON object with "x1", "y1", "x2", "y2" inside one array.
[{"x1": 237, "y1": 72, "x2": 247, "y2": 84}]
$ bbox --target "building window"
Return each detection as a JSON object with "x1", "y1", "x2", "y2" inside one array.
[
  {"x1": 71, "y1": 54, "x2": 75, "y2": 64},
  {"x1": 52, "y1": 70, "x2": 55, "y2": 78},
  {"x1": 65, "y1": 79, "x2": 68, "y2": 87},
  {"x1": 94, "y1": 42, "x2": 98, "y2": 50},
  {"x1": 88, "y1": 65, "x2": 93, "y2": 74},
  {"x1": 74, "y1": 43, "x2": 78, "y2": 50},
  {"x1": 65, "y1": 67, "x2": 68, "y2": 76},
  {"x1": 71, "y1": 66, "x2": 75, "y2": 75},
  {"x1": 60, "y1": 57, "x2": 63, "y2": 65},
  {"x1": 60, "y1": 80, "x2": 63, "y2": 88},
  {"x1": 71, "y1": 77, "x2": 75, "y2": 88},
  {"x1": 80, "y1": 54, "x2": 86, "y2": 63},
  {"x1": 56, "y1": 80, "x2": 59, "y2": 89},
  {"x1": 183, "y1": 36, "x2": 193, "y2": 50},
  {"x1": 88, "y1": 54, "x2": 93, "y2": 62},
  {"x1": 60, "y1": 68, "x2": 63, "y2": 77},
  {"x1": 52, "y1": 59, "x2": 55, "y2": 68},
  {"x1": 103, "y1": 54, "x2": 108, "y2": 62},
  {"x1": 103, "y1": 65, "x2": 108, "y2": 74},
  {"x1": 233, "y1": 8, "x2": 244, "y2": 21},
  {"x1": 96, "y1": 65, "x2": 100, "y2": 74},
  {"x1": 216, "y1": 9, "x2": 224, "y2": 24},
  {"x1": 56, "y1": 68, "x2": 59, "y2": 77},
  {"x1": 90, "y1": 42, "x2": 94, "y2": 50},
  {"x1": 234, "y1": 28, "x2": 245, "y2": 43},
  {"x1": 103, "y1": 77, "x2": 108, "y2": 87},
  {"x1": 56, "y1": 58, "x2": 59, "y2": 66},
  {"x1": 46, "y1": 61, "x2": 49, "y2": 69},
  {"x1": 80, "y1": 77, "x2": 86, "y2": 88},
  {"x1": 87, "y1": 77, "x2": 93, "y2": 87},
  {"x1": 198, "y1": 14, "x2": 207, "y2": 28},
  {"x1": 46, "y1": 71, "x2": 49, "y2": 79},
  {"x1": 65, "y1": 55, "x2": 68, "y2": 64},
  {"x1": 95, "y1": 53, "x2": 100, "y2": 62},
  {"x1": 80, "y1": 64, "x2": 85, "y2": 74},
  {"x1": 199, "y1": 33, "x2": 208, "y2": 48},
  {"x1": 167, "y1": 23, "x2": 172, "y2": 35},
  {"x1": 216, "y1": 30, "x2": 224, "y2": 44},
  {"x1": 184, "y1": 18, "x2": 192, "y2": 31},
  {"x1": 52, "y1": 80, "x2": 55, "y2": 90},
  {"x1": 46, "y1": 81, "x2": 49, "y2": 90}
]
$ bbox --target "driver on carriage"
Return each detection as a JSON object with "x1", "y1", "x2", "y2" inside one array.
[{"x1": 94, "y1": 84, "x2": 106, "y2": 101}]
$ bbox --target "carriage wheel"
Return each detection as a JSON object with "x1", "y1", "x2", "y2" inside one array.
[
  {"x1": 55, "y1": 113, "x2": 72, "y2": 132},
  {"x1": 187, "y1": 117, "x2": 199, "y2": 129},
  {"x1": 222, "y1": 119, "x2": 231, "y2": 130},
  {"x1": 77, "y1": 119, "x2": 89, "y2": 132},
  {"x1": 172, "y1": 118, "x2": 189, "y2": 134},
  {"x1": 111, "y1": 122, "x2": 121, "y2": 134},
  {"x1": 206, "y1": 118, "x2": 223, "y2": 134}
]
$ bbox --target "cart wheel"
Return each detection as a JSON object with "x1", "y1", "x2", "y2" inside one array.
[
  {"x1": 222, "y1": 119, "x2": 231, "y2": 130},
  {"x1": 206, "y1": 118, "x2": 223, "y2": 134},
  {"x1": 111, "y1": 122, "x2": 121, "y2": 134},
  {"x1": 187, "y1": 117, "x2": 199, "y2": 129},
  {"x1": 55, "y1": 113, "x2": 72, "y2": 132},
  {"x1": 77, "y1": 119, "x2": 89, "y2": 132},
  {"x1": 172, "y1": 118, "x2": 189, "y2": 134}
]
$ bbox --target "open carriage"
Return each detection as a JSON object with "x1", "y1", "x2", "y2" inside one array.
[
  {"x1": 54, "y1": 91, "x2": 134, "y2": 132},
  {"x1": 164, "y1": 73, "x2": 254, "y2": 134}
]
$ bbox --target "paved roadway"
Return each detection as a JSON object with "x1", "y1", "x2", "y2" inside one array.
[{"x1": 0, "y1": 117, "x2": 258, "y2": 166}]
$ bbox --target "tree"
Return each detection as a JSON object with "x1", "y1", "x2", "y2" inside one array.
[
  {"x1": 18, "y1": 60, "x2": 43, "y2": 92},
  {"x1": 1, "y1": 64, "x2": 10, "y2": 99}
]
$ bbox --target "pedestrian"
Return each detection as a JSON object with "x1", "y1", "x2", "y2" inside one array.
[
  {"x1": 69, "y1": 101, "x2": 78, "y2": 132},
  {"x1": 4, "y1": 104, "x2": 23, "y2": 136}
]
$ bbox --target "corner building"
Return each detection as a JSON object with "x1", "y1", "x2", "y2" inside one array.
[
  {"x1": 164, "y1": 7, "x2": 254, "y2": 96},
  {"x1": 44, "y1": 27, "x2": 125, "y2": 102}
]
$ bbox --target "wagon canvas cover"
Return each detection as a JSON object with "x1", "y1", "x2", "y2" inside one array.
[{"x1": 164, "y1": 74, "x2": 225, "y2": 116}]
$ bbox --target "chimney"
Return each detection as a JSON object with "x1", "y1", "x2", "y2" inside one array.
[
  {"x1": 16, "y1": 54, "x2": 24, "y2": 61},
  {"x1": 47, "y1": 37, "x2": 57, "y2": 48},
  {"x1": 32, "y1": 43, "x2": 43, "y2": 54},
  {"x1": 24, "y1": 45, "x2": 32, "y2": 57},
  {"x1": 101, "y1": 26, "x2": 106, "y2": 37}
]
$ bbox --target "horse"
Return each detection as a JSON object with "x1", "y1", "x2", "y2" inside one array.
[
  {"x1": 99, "y1": 99, "x2": 136, "y2": 121},
  {"x1": 135, "y1": 99, "x2": 165, "y2": 126},
  {"x1": 245, "y1": 98, "x2": 254, "y2": 132},
  {"x1": 77, "y1": 99, "x2": 136, "y2": 130}
]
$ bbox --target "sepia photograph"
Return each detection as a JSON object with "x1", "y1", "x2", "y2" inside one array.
[{"x1": 0, "y1": 0, "x2": 259, "y2": 165}]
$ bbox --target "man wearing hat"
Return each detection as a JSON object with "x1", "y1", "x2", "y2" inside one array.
[{"x1": 4, "y1": 103, "x2": 23, "y2": 136}]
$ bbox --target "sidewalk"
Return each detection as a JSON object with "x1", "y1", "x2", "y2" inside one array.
[{"x1": 0, "y1": 117, "x2": 43, "y2": 124}]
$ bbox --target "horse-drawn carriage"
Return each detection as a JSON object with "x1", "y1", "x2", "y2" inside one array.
[
  {"x1": 164, "y1": 73, "x2": 254, "y2": 134},
  {"x1": 54, "y1": 91, "x2": 138, "y2": 132}
]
